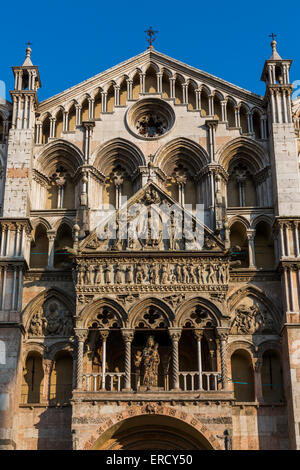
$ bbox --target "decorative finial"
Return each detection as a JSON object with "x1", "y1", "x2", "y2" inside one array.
[
  {"x1": 25, "y1": 41, "x2": 32, "y2": 57},
  {"x1": 145, "y1": 27, "x2": 158, "y2": 49},
  {"x1": 22, "y1": 41, "x2": 33, "y2": 66},
  {"x1": 268, "y1": 33, "x2": 282, "y2": 60}
]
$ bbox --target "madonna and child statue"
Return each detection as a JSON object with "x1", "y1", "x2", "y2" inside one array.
[{"x1": 135, "y1": 336, "x2": 161, "y2": 390}]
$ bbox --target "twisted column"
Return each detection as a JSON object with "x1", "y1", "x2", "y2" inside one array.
[
  {"x1": 216, "y1": 328, "x2": 230, "y2": 390},
  {"x1": 168, "y1": 328, "x2": 182, "y2": 390},
  {"x1": 121, "y1": 329, "x2": 134, "y2": 391},
  {"x1": 74, "y1": 329, "x2": 88, "y2": 389}
]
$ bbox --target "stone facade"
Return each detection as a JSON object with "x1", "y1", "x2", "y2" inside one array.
[{"x1": 0, "y1": 39, "x2": 300, "y2": 450}]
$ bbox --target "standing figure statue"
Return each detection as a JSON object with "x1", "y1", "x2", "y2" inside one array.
[{"x1": 142, "y1": 336, "x2": 160, "y2": 389}]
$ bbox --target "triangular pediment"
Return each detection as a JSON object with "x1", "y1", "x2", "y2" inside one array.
[
  {"x1": 78, "y1": 181, "x2": 225, "y2": 254},
  {"x1": 38, "y1": 48, "x2": 263, "y2": 115}
]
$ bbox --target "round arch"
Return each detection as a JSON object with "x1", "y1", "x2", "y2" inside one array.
[{"x1": 83, "y1": 406, "x2": 222, "y2": 450}]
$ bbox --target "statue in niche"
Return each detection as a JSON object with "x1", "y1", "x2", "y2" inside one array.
[{"x1": 141, "y1": 336, "x2": 160, "y2": 389}]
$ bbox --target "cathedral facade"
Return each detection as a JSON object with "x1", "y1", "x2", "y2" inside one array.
[{"x1": 0, "y1": 39, "x2": 300, "y2": 450}]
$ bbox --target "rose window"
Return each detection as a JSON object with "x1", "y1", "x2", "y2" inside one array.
[{"x1": 127, "y1": 98, "x2": 175, "y2": 140}]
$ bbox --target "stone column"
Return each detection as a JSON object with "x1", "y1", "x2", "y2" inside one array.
[
  {"x1": 99, "y1": 329, "x2": 109, "y2": 391},
  {"x1": 168, "y1": 328, "x2": 182, "y2": 390},
  {"x1": 169, "y1": 78, "x2": 175, "y2": 99},
  {"x1": 294, "y1": 222, "x2": 300, "y2": 258},
  {"x1": 216, "y1": 328, "x2": 230, "y2": 390},
  {"x1": 74, "y1": 329, "x2": 88, "y2": 389},
  {"x1": 121, "y1": 328, "x2": 134, "y2": 391},
  {"x1": 75, "y1": 104, "x2": 82, "y2": 126},
  {"x1": 47, "y1": 231, "x2": 56, "y2": 270},
  {"x1": 156, "y1": 72, "x2": 163, "y2": 93},
  {"x1": 114, "y1": 85, "x2": 120, "y2": 106},
  {"x1": 253, "y1": 357, "x2": 263, "y2": 403},
  {"x1": 246, "y1": 229, "x2": 256, "y2": 269},
  {"x1": 88, "y1": 97, "x2": 95, "y2": 119},
  {"x1": 194, "y1": 329, "x2": 204, "y2": 390},
  {"x1": 126, "y1": 79, "x2": 133, "y2": 100},
  {"x1": 221, "y1": 100, "x2": 227, "y2": 121},
  {"x1": 208, "y1": 95, "x2": 214, "y2": 116},
  {"x1": 42, "y1": 359, "x2": 52, "y2": 402}
]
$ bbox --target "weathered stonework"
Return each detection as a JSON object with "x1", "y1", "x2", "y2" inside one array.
[{"x1": 0, "y1": 40, "x2": 300, "y2": 450}]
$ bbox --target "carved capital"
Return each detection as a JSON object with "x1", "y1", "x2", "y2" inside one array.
[
  {"x1": 216, "y1": 327, "x2": 230, "y2": 342},
  {"x1": 99, "y1": 329, "x2": 110, "y2": 341},
  {"x1": 74, "y1": 328, "x2": 88, "y2": 342},
  {"x1": 168, "y1": 328, "x2": 182, "y2": 342},
  {"x1": 121, "y1": 328, "x2": 135, "y2": 343},
  {"x1": 194, "y1": 328, "x2": 205, "y2": 341},
  {"x1": 253, "y1": 357, "x2": 263, "y2": 373}
]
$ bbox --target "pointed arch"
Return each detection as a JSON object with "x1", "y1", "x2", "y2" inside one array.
[
  {"x1": 217, "y1": 136, "x2": 268, "y2": 171},
  {"x1": 35, "y1": 139, "x2": 84, "y2": 176},
  {"x1": 154, "y1": 137, "x2": 209, "y2": 174},
  {"x1": 78, "y1": 297, "x2": 127, "y2": 329},
  {"x1": 92, "y1": 137, "x2": 146, "y2": 175},
  {"x1": 176, "y1": 296, "x2": 225, "y2": 327},
  {"x1": 22, "y1": 287, "x2": 75, "y2": 330},
  {"x1": 128, "y1": 297, "x2": 175, "y2": 328},
  {"x1": 227, "y1": 284, "x2": 282, "y2": 329}
]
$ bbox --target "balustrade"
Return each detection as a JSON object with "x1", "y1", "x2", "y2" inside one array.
[{"x1": 82, "y1": 370, "x2": 220, "y2": 393}]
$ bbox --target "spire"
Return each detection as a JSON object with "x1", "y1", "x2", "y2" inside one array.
[
  {"x1": 269, "y1": 34, "x2": 282, "y2": 60},
  {"x1": 22, "y1": 42, "x2": 33, "y2": 66}
]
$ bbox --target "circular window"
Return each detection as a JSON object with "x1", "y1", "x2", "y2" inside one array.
[{"x1": 126, "y1": 98, "x2": 175, "y2": 140}]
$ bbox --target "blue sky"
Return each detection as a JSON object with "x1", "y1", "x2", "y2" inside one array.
[{"x1": 1, "y1": 0, "x2": 300, "y2": 102}]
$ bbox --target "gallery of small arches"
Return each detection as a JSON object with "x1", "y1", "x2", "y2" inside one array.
[
  {"x1": 21, "y1": 294, "x2": 284, "y2": 405},
  {"x1": 37, "y1": 63, "x2": 266, "y2": 144}
]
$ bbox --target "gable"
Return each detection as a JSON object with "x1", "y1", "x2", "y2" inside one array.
[
  {"x1": 38, "y1": 49, "x2": 264, "y2": 117},
  {"x1": 78, "y1": 181, "x2": 225, "y2": 254}
]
